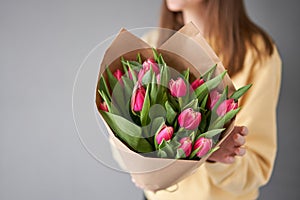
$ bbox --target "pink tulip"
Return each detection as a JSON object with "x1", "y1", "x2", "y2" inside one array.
[
  {"x1": 216, "y1": 98, "x2": 238, "y2": 116},
  {"x1": 169, "y1": 77, "x2": 187, "y2": 97},
  {"x1": 99, "y1": 101, "x2": 108, "y2": 112},
  {"x1": 113, "y1": 69, "x2": 124, "y2": 82},
  {"x1": 156, "y1": 125, "x2": 174, "y2": 145},
  {"x1": 178, "y1": 137, "x2": 192, "y2": 157},
  {"x1": 142, "y1": 58, "x2": 160, "y2": 74},
  {"x1": 178, "y1": 108, "x2": 202, "y2": 130},
  {"x1": 131, "y1": 85, "x2": 146, "y2": 112},
  {"x1": 193, "y1": 137, "x2": 212, "y2": 157},
  {"x1": 191, "y1": 78, "x2": 205, "y2": 90},
  {"x1": 207, "y1": 90, "x2": 221, "y2": 110},
  {"x1": 138, "y1": 58, "x2": 160, "y2": 82}
]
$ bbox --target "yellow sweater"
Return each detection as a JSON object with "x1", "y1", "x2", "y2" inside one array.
[{"x1": 143, "y1": 33, "x2": 282, "y2": 200}]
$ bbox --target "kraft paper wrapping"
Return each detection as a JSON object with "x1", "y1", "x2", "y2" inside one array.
[{"x1": 95, "y1": 22, "x2": 236, "y2": 192}]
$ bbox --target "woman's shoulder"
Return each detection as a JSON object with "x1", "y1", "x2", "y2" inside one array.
[{"x1": 245, "y1": 34, "x2": 282, "y2": 70}]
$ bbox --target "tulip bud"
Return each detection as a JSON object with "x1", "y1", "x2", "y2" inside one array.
[
  {"x1": 193, "y1": 137, "x2": 212, "y2": 157},
  {"x1": 131, "y1": 85, "x2": 146, "y2": 112},
  {"x1": 169, "y1": 77, "x2": 187, "y2": 97},
  {"x1": 99, "y1": 101, "x2": 108, "y2": 112},
  {"x1": 178, "y1": 108, "x2": 201, "y2": 130},
  {"x1": 142, "y1": 58, "x2": 160, "y2": 74},
  {"x1": 191, "y1": 78, "x2": 205, "y2": 90},
  {"x1": 207, "y1": 90, "x2": 221, "y2": 110},
  {"x1": 178, "y1": 137, "x2": 192, "y2": 157},
  {"x1": 156, "y1": 125, "x2": 174, "y2": 145},
  {"x1": 138, "y1": 59, "x2": 160, "y2": 82},
  {"x1": 216, "y1": 98, "x2": 238, "y2": 116},
  {"x1": 113, "y1": 69, "x2": 124, "y2": 82}
]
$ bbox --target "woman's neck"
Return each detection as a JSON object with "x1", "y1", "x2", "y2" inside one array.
[{"x1": 182, "y1": 3, "x2": 207, "y2": 35}]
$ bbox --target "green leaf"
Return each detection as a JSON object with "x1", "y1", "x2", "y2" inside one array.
[
  {"x1": 176, "y1": 148, "x2": 186, "y2": 159},
  {"x1": 199, "y1": 111, "x2": 210, "y2": 133},
  {"x1": 157, "y1": 139, "x2": 175, "y2": 157},
  {"x1": 122, "y1": 77, "x2": 134, "y2": 101},
  {"x1": 194, "y1": 71, "x2": 227, "y2": 102},
  {"x1": 197, "y1": 128, "x2": 225, "y2": 139},
  {"x1": 165, "y1": 101, "x2": 177, "y2": 125},
  {"x1": 126, "y1": 61, "x2": 138, "y2": 84},
  {"x1": 182, "y1": 98, "x2": 198, "y2": 111},
  {"x1": 142, "y1": 67, "x2": 153, "y2": 85},
  {"x1": 106, "y1": 67, "x2": 118, "y2": 92},
  {"x1": 160, "y1": 64, "x2": 170, "y2": 88},
  {"x1": 230, "y1": 84, "x2": 252, "y2": 101},
  {"x1": 158, "y1": 150, "x2": 168, "y2": 158},
  {"x1": 110, "y1": 82, "x2": 127, "y2": 115},
  {"x1": 150, "y1": 74, "x2": 158, "y2": 104},
  {"x1": 149, "y1": 104, "x2": 166, "y2": 120},
  {"x1": 137, "y1": 53, "x2": 142, "y2": 64},
  {"x1": 202, "y1": 64, "x2": 217, "y2": 81},
  {"x1": 122, "y1": 64, "x2": 129, "y2": 79},
  {"x1": 189, "y1": 147, "x2": 200, "y2": 159},
  {"x1": 140, "y1": 85, "x2": 151, "y2": 126},
  {"x1": 200, "y1": 94, "x2": 209, "y2": 110},
  {"x1": 121, "y1": 57, "x2": 126, "y2": 68},
  {"x1": 210, "y1": 107, "x2": 241, "y2": 129},
  {"x1": 152, "y1": 48, "x2": 160, "y2": 63},
  {"x1": 182, "y1": 69, "x2": 190, "y2": 82},
  {"x1": 121, "y1": 60, "x2": 143, "y2": 71},
  {"x1": 98, "y1": 90, "x2": 112, "y2": 113},
  {"x1": 128, "y1": 61, "x2": 143, "y2": 70},
  {"x1": 159, "y1": 54, "x2": 167, "y2": 66},
  {"x1": 99, "y1": 75, "x2": 111, "y2": 101},
  {"x1": 100, "y1": 111, "x2": 153, "y2": 153}
]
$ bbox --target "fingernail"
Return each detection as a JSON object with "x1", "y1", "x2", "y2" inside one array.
[
  {"x1": 235, "y1": 148, "x2": 246, "y2": 156},
  {"x1": 242, "y1": 127, "x2": 248, "y2": 135}
]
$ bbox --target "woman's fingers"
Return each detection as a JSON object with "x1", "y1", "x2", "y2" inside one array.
[
  {"x1": 236, "y1": 126, "x2": 249, "y2": 136},
  {"x1": 208, "y1": 126, "x2": 248, "y2": 164},
  {"x1": 234, "y1": 147, "x2": 246, "y2": 156},
  {"x1": 234, "y1": 133, "x2": 245, "y2": 146}
]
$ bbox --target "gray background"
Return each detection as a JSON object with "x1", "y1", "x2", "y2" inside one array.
[{"x1": 0, "y1": 0, "x2": 299, "y2": 199}]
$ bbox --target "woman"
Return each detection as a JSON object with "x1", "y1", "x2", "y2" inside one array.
[{"x1": 141, "y1": 0, "x2": 282, "y2": 199}]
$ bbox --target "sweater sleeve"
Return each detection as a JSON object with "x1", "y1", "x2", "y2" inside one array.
[{"x1": 204, "y1": 46, "x2": 282, "y2": 195}]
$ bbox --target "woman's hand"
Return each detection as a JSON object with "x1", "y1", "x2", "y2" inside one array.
[{"x1": 208, "y1": 126, "x2": 248, "y2": 164}]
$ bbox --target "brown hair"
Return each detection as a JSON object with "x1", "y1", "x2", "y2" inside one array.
[{"x1": 159, "y1": 0, "x2": 274, "y2": 76}]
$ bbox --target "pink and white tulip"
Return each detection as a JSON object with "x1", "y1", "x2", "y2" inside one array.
[
  {"x1": 207, "y1": 90, "x2": 221, "y2": 110},
  {"x1": 178, "y1": 137, "x2": 192, "y2": 157},
  {"x1": 138, "y1": 58, "x2": 160, "y2": 82},
  {"x1": 216, "y1": 98, "x2": 238, "y2": 116},
  {"x1": 156, "y1": 125, "x2": 174, "y2": 145},
  {"x1": 178, "y1": 108, "x2": 201, "y2": 130},
  {"x1": 193, "y1": 137, "x2": 212, "y2": 157},
  {"x1": 169, "y1": 77, "x2": 187, "y2": 97}
]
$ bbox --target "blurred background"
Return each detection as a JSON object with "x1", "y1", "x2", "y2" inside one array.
[{"x1": 0, "y1": 0, "x2": 299, "y2": 199}]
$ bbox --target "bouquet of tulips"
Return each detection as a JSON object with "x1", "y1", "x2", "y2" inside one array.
[
  {"x1": 95, "y1": 23, "x2": 251, "y2": 191},
  {"x1": 98, "y1": 48, "x2": 251, "y2": 160}
]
